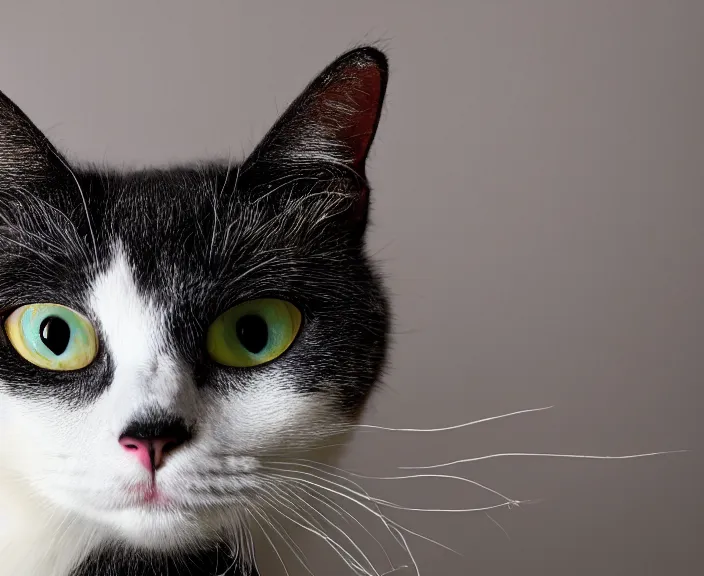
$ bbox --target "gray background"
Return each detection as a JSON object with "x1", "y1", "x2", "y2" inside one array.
[{"x1": 1, "y1": 1, "x2": 701, "y2": 574}]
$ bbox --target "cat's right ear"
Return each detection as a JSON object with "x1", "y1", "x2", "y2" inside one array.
[
  {"x1": 0, "y1": 90, "x2": 68, "y2": 187},
  {"x1": 245, "y1": 47, "x2": 388, "y2": 172},
  {"x1": 239, "y1": 47, "x2": 388, "y2": 228}
]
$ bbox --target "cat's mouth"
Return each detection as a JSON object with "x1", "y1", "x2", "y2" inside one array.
[
  {"x1": 128, "y1": 483, "x2": 171, "y2": 508},
  {"x1": 118, "y1": 478, "x2": 255, "y2": 513}
]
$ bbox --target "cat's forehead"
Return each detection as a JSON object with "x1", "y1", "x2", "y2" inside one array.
[
  {"x1": 102, "y1": 166, "x2": 235, "y2": 230},
  {"x1": 0, "y1": 159, "x2": 360, "y2": 328},
  {"x1": 99, "y1": 164, "x2": 338, "y2": 248}
]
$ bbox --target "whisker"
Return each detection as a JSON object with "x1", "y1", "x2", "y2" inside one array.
[
  {"x1": 261, "y1": 478, "x2": 383, "y2": 575},
  {"x1": 390, "y1": 527, "x2": 418, "y2": 576},
  {"x1": 255, "y1": 504, "x2": 314, "y2": 576},
  {"x1": 359, "y1": 473, "x2": 518, "y2": 506},
  {"x1": 281, "y1": 480, "x2": 396, "y2": 572},
  {"x1": 269, "y1": 460, "x2": 518, "y2": 506},
  {"x1": 401, "y1": 450, "x2": 689, "y2": 470},
  {"x1": 264, "y1": 458, "x2": 406, "y2": 550},
  {"x1": 257, "y1": 481, "x2": 374, "y2": 576},
  {"x1": 270, "y1": 460, "x2": 407, "y2": 568},
  {"x1": 260, "y1": 470, "x2": 461, "y2": 556},
  {"x1": 262, "y1": 465, "x2": 524, "y2": 515},
  {"x1": 264, "y1": 461, "x2": 392, "y2": 515},
  {"x1": 245, "y1": 504, "x2": 292, "y2": 576},
  {"x1": 260, "y1": 511, "x2": 313, "y2": 575},
  {"x1": 380, "y1": 566, "x2": 410, "y2": 576},
  {"x1": 380, "y1": 500, "x2": 525, "y2": 514},
  {"x1": 271, "y1": 482, "x2": 383, "y2": 576},
  {"x1": 259, "y1": 480, "x2": 326, "y2": 533},
  {"x1": 353, "y1": 406, "x2": 553, "y2": 433},
  {"x1": 261, "y1": 465, "x2": 410, "y2": 511},
  {"x1": 213, "y1": 512, "x2": 246, "y2": 576},
  {"x1": 246, "y1": 525, "x2": 261, "y2": 576},
  {"x1": 485, "y1": 512, "x2": 511, "y2": 541}
]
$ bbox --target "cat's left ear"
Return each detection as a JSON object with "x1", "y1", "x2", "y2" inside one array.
[
  {"x1": 242, "y1": 47, "x2": 388, "y2": 225},
  {"x1": 0, "y1": 89, "x2": 69, "y2": 187}
]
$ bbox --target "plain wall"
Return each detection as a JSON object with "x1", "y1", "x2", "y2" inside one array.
[{"x1": 0, "y1": 1, "x2": 701, "y2": 574}]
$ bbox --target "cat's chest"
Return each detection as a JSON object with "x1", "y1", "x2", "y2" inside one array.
[{"x1": 69, "y1": 546, "x2": 257, "y2": 576}]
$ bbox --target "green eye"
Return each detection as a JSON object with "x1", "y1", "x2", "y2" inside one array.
[
  {"x1": 207, "y1": 298, "x2": 302, "y2": 367},
  {"x1": 4, "y1": 304, "x2": 98, "y2": 371}
]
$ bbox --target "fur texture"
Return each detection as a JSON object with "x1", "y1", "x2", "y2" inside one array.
[{"x1": 0, "y1": 47, "x2": 389, "y2": 575}]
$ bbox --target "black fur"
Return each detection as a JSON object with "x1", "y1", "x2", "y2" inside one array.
[
  {"x1": 0, "y1": 47, "x2": 389, "y2": 575},
  {"x1": 71, "y1": 545, "x2": 255, "y2": 576}
]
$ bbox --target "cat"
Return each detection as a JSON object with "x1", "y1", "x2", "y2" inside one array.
[{"x1": 0, "y1": 46, "x2": 389, "y2": 576}]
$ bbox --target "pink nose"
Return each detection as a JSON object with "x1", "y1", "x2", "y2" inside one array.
[{"x1": 119, "y1": 436, "x2": 181, "y2": 471}]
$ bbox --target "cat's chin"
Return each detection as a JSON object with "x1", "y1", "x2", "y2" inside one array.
[{"x1": 99, "y1": 505, "x2": 238, "y2": 552}]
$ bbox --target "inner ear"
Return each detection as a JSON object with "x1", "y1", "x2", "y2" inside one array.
[
  {"x1": 306, "y1": 54, "x2": 387, "y2": 171},
  {"x1": 246, "y1": 47, "x2": 388, "y2": 176}
]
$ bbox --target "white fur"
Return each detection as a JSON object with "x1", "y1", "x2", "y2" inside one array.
[{"x1": 0, "y1": 245, "x2": 343, "y2": 576}]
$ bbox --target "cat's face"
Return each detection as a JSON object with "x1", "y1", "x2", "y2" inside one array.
[{"x1": 0, "y1": 48, "x2": 388, "y2": 552}]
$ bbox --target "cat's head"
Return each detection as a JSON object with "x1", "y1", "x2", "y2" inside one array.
[{"x1": 0, "y1": 47, "x2": 389, "y2": 552}]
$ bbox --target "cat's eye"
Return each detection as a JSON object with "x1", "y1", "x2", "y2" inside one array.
[
  {"x1": 206, "y1": 298, "x2": 302, "y2": 368},
  {"x1": 4, "y1": 304, "x2": 98, "y2": 371}
]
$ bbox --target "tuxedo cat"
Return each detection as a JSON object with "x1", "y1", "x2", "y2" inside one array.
[{"x1": 0, "y1": 47, "x2": 389, "y2": 576}]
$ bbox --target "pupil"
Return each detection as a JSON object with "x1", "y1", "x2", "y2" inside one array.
[
  {"x1": 39, "y1": 316, "x2": 71, "y2": 356},
  {"x1": 235, "y1": 314, "x2": 269, "y2": 354}
]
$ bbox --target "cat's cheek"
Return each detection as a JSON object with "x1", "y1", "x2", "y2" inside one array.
[
  {"x1": 0, "y1": 391, "x2": 130, "y2": 506},
  {"x1": 0, "y1": 394, "x2": 81, "y2": 475},
  {"x1": 214, "y1": 373, "x2": 349, "y2": 453}
]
